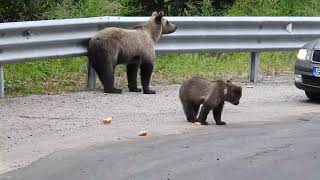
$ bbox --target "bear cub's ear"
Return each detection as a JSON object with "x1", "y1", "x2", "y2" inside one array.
[{"x1": 155, "y1": 11, "x2": 164, "y2": 24}]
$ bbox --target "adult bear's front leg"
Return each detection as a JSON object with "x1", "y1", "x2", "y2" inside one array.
[{"x1": 140, "y1": 63, "x2": 155, "y2": 94}]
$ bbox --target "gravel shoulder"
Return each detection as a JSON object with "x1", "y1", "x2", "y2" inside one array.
[{"x1": 0, "y1": 78, "x2": 317, "y2": 174}]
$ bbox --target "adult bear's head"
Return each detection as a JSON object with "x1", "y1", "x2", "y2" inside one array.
[{"x1": 150, "y1": 11, "x2": 177, "y2": 35}]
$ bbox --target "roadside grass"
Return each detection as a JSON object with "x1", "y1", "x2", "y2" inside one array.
[
  {"x1": 260, "y1": 51, "x2": 296, "y2": 76},
  {"x1": 3, "y1": 51, "x2": 296, "y2": 96},
  {"x1": 154, "y1": 53, "x2": 249, "y2": 84},
  {"x1": 154, "y1": 51, "x2": 295, "y2": 84},
  {"x1": 4, "y1": 58, "x2": 88, "y2": 96}
]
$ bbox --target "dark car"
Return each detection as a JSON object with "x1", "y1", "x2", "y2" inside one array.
[{"x1": 294, "y1": 39, "x2": 320, "y2": 101}]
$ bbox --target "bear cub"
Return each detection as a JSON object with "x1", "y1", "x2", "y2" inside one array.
[
  {"x1": 88, "y1": 11, "x2": 177, "y2": 94},
  {"x1": 179, "y1": 77, "x2": 242, "y2": 125}
]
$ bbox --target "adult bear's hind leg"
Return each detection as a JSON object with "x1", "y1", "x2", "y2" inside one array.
[
  {"x1": 88, "y1": 47, "x2": 105, "y2": 85},
  {"x1": 140, "y1": 63, "x2": 155, "y2": 94},
  {"x1": 127, "y1": 63, "x2": 142, "y2": 92},
  {"x1": 103, "y1": 60, "x2": 122, "y2": 94},
  {"x1": 88, "y1": 44, "x2": 121, "y2": 94}
]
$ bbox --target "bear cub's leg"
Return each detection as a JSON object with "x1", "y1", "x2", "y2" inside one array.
[
  {"x1": 182, "y1": 102, "x2": 199, "y2": 123},
  {"x1": 127, "y1": 63, "x2": 142, "y2": 92},
  {"x1": 213, "y1": 103, "x2": 226, "y2": 125},
  {"x1": 140, "y1": 63, "x2": 156, "y2": 94},
  {"x1": 197, "y1": 104, "x2": 211, "y2": 125}
]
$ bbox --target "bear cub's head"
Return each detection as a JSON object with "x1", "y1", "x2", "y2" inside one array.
[
  {"x1": 150, "y1": 11, "x2": 177, "y2": 34},
  {"x1": 224, "y1": 80, "x2": 242, "y2": 106}
]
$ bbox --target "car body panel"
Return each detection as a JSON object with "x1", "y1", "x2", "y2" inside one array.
[
  {"x1": 302, "y1": 38, "x2": 320, "y2": 49},
  {"x1": 294, "y1": 61, "x2": 320, "y2": 93}
]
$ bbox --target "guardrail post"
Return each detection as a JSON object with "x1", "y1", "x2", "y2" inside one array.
[
  {"x1": 0, "y1": 64, "x2": 4, "y2": 98},
  {"x1": 249, "y1": 52, "x2": 260, "y2": 83},
  {"x1": 86, "y1": 60, "x2": 96, "y2": 89}
]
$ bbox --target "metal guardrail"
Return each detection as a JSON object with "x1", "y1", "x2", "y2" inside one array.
[{"x1": 1, "y1": 16, "x2": 320, "y2": 98}]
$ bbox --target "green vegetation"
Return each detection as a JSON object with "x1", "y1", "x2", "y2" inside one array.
[
  {"x1": 46, "y1": 0, "x2": 122, "y2": 19},
  {"x1": 0, "y1": 0, "x2": 312, "y2": 96},
  {"x1": 4, "y1": 58, "x2": 87, "y2": 96},
  {"x1": 0, "y1": 0, "x2": 51, "y2": 22},
  {"x1": 0, "y1": 0, "x2": 122, "y2": 22},
  {"x1": 227, "y1": 0, "x2": 320, "y2": 16},
  {"x1": 118, "y1": 0, "x2": 234, "y2": 16}
]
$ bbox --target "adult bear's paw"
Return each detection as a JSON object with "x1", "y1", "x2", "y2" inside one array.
[
  {"x1": 129, "y1": 88, "x2": 142, "y2": 92},
  {"x1": 105, "y1": 88, "x2": 122, "y2": 94}
]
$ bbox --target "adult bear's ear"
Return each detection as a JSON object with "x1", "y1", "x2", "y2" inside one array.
[
  {"x1": 152, "y1": 11, "x2": 158, "y2": 16},
  {"x1": 155, "y1": 11, "x2": 163, "y2": 24}
]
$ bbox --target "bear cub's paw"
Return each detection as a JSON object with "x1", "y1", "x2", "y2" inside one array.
[
  {"x1": 200, "y1": 121, "x2": 209, "y2": 125},
  {"x1": 216, "y1": 121, "x2": 227, "y2": 125},
  {"x1": 187, "y1": 118, "x2": 198, "y2": 123},
  {"x1": 143, "y1": 89, "x2": 156, "y2": 94}
]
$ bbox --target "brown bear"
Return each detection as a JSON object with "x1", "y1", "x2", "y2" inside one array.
[
  {"x1": 179, "y1": 77, "x2": 242, "y2": 125},
  {"x1": 88, "y1": 11, "x2": 177, "y2": 94}
]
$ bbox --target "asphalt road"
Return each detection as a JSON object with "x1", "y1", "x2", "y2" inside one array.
[{"x1": 1, "y1": 100, "x2": 320, "y2": 179}]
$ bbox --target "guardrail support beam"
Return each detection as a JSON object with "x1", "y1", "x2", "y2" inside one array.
[
  {"x1": 0, "y1": 64, "x2": 4, "y2": 98},
  {"x1": 86, "y1": 60, "x2": 96, "y2": 89},
  {"x1": 249, "y1": 52, "x2": 260, "y2": 83}
]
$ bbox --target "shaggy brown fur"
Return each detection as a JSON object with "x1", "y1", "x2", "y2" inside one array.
[
  {"x1": 88, "y1": 11, "x2": 177, "y2": 94},
  {"x1": 179, "y1": 77, "x2": 242, "y2": 125}
]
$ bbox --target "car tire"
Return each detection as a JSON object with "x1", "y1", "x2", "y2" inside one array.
[{"x1": 305, "y1": 91, "x2": 320, "y2": 102}]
